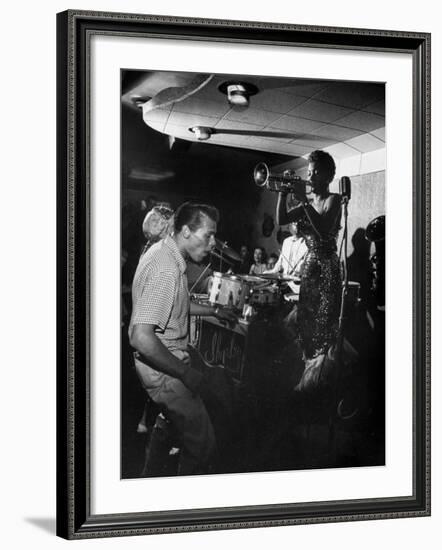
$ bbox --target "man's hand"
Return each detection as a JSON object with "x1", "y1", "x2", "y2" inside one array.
[
  {"x1": 214, "y1": 306, "x2": 238, "y2": 326},
  {"x1": 189, "y1": 301, "x2": 238, "y2": 325}
]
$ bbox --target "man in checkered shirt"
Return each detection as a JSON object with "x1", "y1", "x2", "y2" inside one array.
[{"x1": 129, "y1": 202, "x2": 235, "y2": 475}]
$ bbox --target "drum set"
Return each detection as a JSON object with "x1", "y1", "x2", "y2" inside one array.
[
  {"x1": 192, "y1": 238, "x2": 362, "y2": 327},
  {"x1": 195, "y1": 239, "x2": 297, "y2": 320},
  {"x1": 207, "y1": 271, "x2": 282, "y2": 311}
]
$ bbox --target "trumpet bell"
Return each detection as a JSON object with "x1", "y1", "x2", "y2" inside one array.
[
  {"x1": 254, "y1": 162, "x2": 270, "y2": 187},
  {"x1": 253, "y1": 161, "x2": 307, "y2": 195}
]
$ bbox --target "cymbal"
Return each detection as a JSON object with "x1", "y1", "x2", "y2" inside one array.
[
  {"x1": 240, "y1": 275, "x2": 269, "y2": 284},
  {"x1": 214, "y1": 239, "x2": 241, "y2": 262},
  {"x1": 209, "y1": 249, "x2": 233, "y2": 265},
  {"x1": 259, "y1": 273, "x2": 296, "y2": 282}
]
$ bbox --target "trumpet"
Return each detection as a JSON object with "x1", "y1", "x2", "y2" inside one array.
[{"x1": 253, "y1": 162, "x2": 311, "y2": 195}]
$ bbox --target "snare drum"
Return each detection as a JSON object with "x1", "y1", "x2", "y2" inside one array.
[{"x1": 207, "y1": 272, "x2": 244, "y2": 309}]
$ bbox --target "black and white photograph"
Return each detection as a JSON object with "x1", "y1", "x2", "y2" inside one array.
[
  {"x1": 2, "y1": 0, "x2": 439, "y2": 546},
  {"x1": 120, "y1": 70, "x2": 387, "y2": 479}
]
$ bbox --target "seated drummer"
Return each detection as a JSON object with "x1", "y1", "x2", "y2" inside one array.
[
  {"x1": 264, "y1": 222, "x2": 307, "y2": 278},
  {"x1": 266, "y1": 253, "x2": 279, "y2": 271}
]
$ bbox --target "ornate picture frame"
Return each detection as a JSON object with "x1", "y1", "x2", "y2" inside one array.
[{"x1": 56, "y1": 10, "x2": 430, "y2": 539}]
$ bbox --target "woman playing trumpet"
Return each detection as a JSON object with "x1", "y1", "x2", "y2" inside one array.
[{"x1": 276, "y1": 150, "x2": 342, "y2": 360}]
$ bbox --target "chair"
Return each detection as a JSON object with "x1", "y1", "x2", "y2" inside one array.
[{"x1": 138, "y1": 401, "x2": 181, "y2": 477}]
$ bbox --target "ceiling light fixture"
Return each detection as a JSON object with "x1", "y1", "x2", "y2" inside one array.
[
  {"x1": 218, "y1": 81, "x2": 259, "y2": 108},
  {"x1": 130, "y1": 95, "x2": 150, "y2": 108},
  {"x1": 188, "y1": 126, "x2": 215, "y2": 141}
]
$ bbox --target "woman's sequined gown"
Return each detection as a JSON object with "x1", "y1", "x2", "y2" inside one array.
[{"x1": 297, "y1": 211, "x2": 341, "y2": 359}]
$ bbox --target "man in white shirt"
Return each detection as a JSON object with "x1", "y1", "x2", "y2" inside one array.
[
  {"x1": 266, "y1": 222, "x2": 307, "y2": 279},
  {"x1": 264, "y1": 222, "x2": 308, "y2": 303}
]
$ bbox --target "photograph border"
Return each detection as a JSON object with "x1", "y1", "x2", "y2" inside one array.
[{"x1": 56, "y1": 9, "x2": 431, "y2": 539}]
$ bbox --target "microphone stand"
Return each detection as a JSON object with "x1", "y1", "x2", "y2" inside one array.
[
  {"x1": 334, "y1": 195, "x2": 350, "y2": 422},
  {"x1": 338, "y1": 196, "x2": 349, "y2": 352}
]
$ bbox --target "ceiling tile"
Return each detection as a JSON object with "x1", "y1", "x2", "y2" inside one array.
[
  {"x1": 172, "y1": 97, "x2": 231, "y2": 117},
  {"x1": 143, "y1": 108, "x2": 171, "y2": 129},
  {"x1": 288, "y1": 99, "x2": 353, "y2": 123},
  {"x1": 214, "y1": 119, "x2": 263, "y2": 132},
  {"x1": 344, "y1": 133, "x2": 385, "y2": 153},
  {"x1": 290, "y1": 135, "x2": 337, "y2": 149},
  {"x1": 362, "y1": 99, "x2": 385, "y2": 115},
  {"x1": 370, "y1": 127, "x2": 386, "y2": 141},
  {"x1": 268, "y1": 115, "x2": 323, "y2": 133},
  {"x1": 312, "y1": 124, "x2": 363, "y2": 141},
  {"x1": 278, "y1": 80, "x2": 329, "y2": 97},
  {"x1": 324, "y1": 142, "x2": 361, "y2": 159},
  {"x1": 255, "y1": 141, "x2": 308, "y2": 156},
  {"x1": 224, "y1": 107, "x2": 281, "y2": 126},
  {"x1": 313, "y1": 82, "x2": 385, "y2": 109},
  {"x1": 192, "y1": 76, "x2": 232, "y2": 102},
  {"x1": 214, "y1": 121, "x2": 294, "y2": 142},
  {"x1": 263, "y1": 134, "x2": 294, "y2": 143},
  {"x1": 333, "y1": 110, "x2": 385, "y2": 132},
  {"x1": 166, "y1": 111, "x2": 220, "y2": 128},
  {"x1": 250, "y1": 90, "x2": 306, "y2": 113}
]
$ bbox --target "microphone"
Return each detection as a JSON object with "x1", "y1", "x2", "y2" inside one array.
[{"x1": 339, "y1": 176, "x2": 351, "y2": 201}]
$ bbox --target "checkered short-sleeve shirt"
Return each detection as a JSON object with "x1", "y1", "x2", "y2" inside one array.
[{"x1": 129, "y1": 236, "x2": 189, "y2": 352}]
